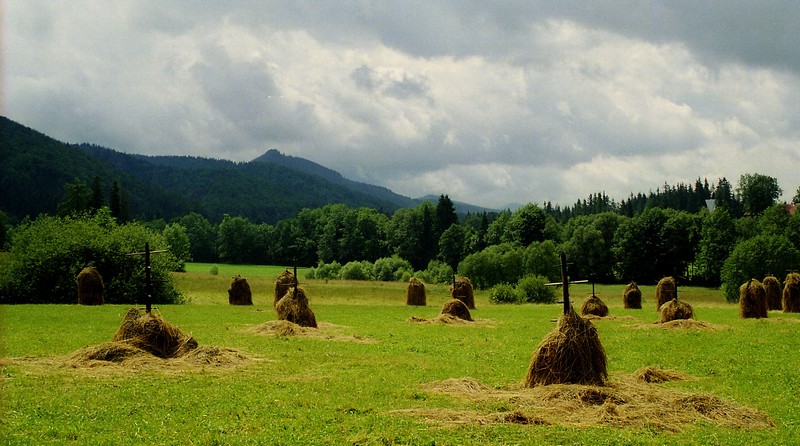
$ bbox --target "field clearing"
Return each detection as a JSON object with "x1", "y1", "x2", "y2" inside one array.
[{"x1": 3, "y1": 266, "x2": 800, "y2": 445}]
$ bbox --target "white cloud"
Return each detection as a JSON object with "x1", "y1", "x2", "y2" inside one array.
[{"x1": 5, "y1": 1, "x2": 800, "y2": 209}]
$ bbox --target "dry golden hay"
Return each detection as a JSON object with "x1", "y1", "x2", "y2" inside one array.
[
  {"x1": 402, "y1": 372, "x2": 774, "y2": 431},
  {"x1": 452, "y1": 276, "x2": 475, "y2": 309},
  {"x1": 274, "y1": 270, "x2": 295, "y2": 307},
  {"x1": 251, "y1": 319, "x2": 306, "y2": 336},
  {"x1": 440, "y1": 299, "x2": 473, "y2": 321},
  {"x1": 405, "y1": 277, "x2": 427, "y2": 306},
  {"x1": 228, "y1": 275, "x2": 253, "y2": 305},
  {"x1": 580, "y1": 294, "x2": 609, "y2": 317},
  {"x1": 275, "y1": 286, "x2": 318, "y2": 328},
  {"x1": 112, "y1": 308, "x2": 198, "y2": 359},
  {"x1": 76, "y1": 266, "x2": 104, "y2": 305},
  {"x1": 783, "y1": 272, "x2": 800, "y2": 313},
  {"x1": 763, "y1": 275, "x2": 782, "y2": 311},
  {"x1": 632, "y1": 367, "x2": 695, "y2": 384},
  {"x1": 655, "y1": 276, "x2": 677, "y2": 311},
  {"x1": 659, "y1": 298, "x2": 694, "y2": 323},
  {"x1": 623, "y1": 281, "x2": 642, "y2": 309},
  {"x1": 178, "y1": 346, "x2": 251, "y2": 366},
  {"x1": 739, "y1": 279, "x2": 768, "y2": 319},
  {"x1": 525, "y1": 309, "x2": 607, "y2": 387},
  {"x1": 66, "y1": 341, "x2": 150, "y2": 364},
  {"x1": 63, "y1": 343, "x2": 250, "y2": 370},
  {"x1": 629, "y1": 319, "x2": 727, "y2": 331}
]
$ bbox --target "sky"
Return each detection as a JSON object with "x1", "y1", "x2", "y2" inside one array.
[{"x1": 4, "y1": 1, "x2": 799, "y2": 209}]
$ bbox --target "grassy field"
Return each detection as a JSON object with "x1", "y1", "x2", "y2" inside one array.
[{"x1": 2, "y1": 267, "x2": 800, "y2": 445}]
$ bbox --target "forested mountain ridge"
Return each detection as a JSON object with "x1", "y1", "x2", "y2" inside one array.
[{"x1": 0, "y1": 116, "x2": 418, "y2": 223}]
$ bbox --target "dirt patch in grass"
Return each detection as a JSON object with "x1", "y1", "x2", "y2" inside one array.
[
  {"x1": 248, "y1": 320, "x2": 378, "y2": 344},
  {"x1": 396, "y1": 369, "x2": 773, "y2": 432}
]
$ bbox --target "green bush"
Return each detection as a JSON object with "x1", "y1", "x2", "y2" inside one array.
[
  {"x1": 311, "y1": 260, "x2": 342, "y2": 280},
  {"x1": 373, "y1": 255, "x2": 412, "y2": 281},
  {"x1": 0, "y1": 214, "x2": 183, "y2": 304},
  {"x1": 720, "y1": 234, "x2": 800, "y2": 302},
  {"x1": 423, "y1": 260, "x2": 453, "y2": 284},
  {"x1": 516, "y1": 274, "x2": 556, "y2": 303},
  {"x1": 209, "y1": 264, "x2": 219, "y2": 275},
  {"x1": 489, "y1": 283, "x2": 523, "y2": 304},
  {"x1": 339, "y1": 261, "x2": 374, "y2": 281}
]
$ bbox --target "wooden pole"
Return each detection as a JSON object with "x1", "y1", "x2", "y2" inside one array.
[
  {"x1": 145, "y1": 242, "x2": 152, "y2": 313},
  {"x1": 560, "y1": 250, "x2": 569, "y2": 315}
]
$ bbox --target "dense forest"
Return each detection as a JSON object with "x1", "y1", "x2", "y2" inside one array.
[{"x1": 1, "y1": 116, "x2": 799, "y2": 304}]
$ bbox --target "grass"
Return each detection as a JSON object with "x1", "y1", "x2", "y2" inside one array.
[{"x1": 2, "y1": 267, "x2": 800, "y2": 445}]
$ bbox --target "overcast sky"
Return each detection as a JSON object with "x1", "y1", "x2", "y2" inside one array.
[{"x1": 4, "y1": 1, "x2": 799, "y2": 209}]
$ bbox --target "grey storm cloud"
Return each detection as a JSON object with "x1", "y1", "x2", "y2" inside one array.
[{"x1": 5, "y1": 1, "x2": 799, "y2": 208}]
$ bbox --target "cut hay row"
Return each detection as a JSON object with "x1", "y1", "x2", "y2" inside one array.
[
  {"x1": 408, "y1": 371, "x2": 773, "y2": 431},
  {"x1": 113, "y1": 308, "x2": 198, "y2": 358}
]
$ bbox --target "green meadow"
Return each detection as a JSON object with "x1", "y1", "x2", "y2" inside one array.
[{"x1": 2, "y1": 267, "x2": 799, "y2": 445}]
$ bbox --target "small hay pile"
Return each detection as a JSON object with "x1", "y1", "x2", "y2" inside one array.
[
  {"x1": 275, "y1": 286, "x2": 318, "y2": 328},
  {"x1": 68, "y1": 341, "x2": 150, "y2": 364},
  {"x1": 525, "y1": 309, "x2": 607, "y2": 387},
  {"x1": 623, "y1": 282, "x2": 642, "y2": 309},
  {"x1": 228, "y1": 275, "x2": 253, "y2": 305},
  {"x1": 252, "y1": 319, "x2": 306, "y2": 336},
  {"x1": 633, "y1": 367, "x2": 694, "y2": 383},
  {"x1": 739, "y1": 279, "x2": 768, "y2": 319},
  {"x1": 783, "y1": 272, "x2": 800, "y2": 313},
  {"x1": 113, "y1": 308, "x2": 198, "y2": 358},
  {"x1": 452, "y1": 276, "x2": 475, "y2": 309},
  {"x1": 76, "y1": 266, "x2": 104, "y2": 305},
  {"x1": 274, "y1": 270, "x2": 295, "y2": 307},
  {"x1": 405, "y1": 277, "x2": 427, "y2": 306},
  {"x1": 659, "y1": 299, "x2": 694, "y2": 323},
  {"x1": 763, "y1": 275, "x2": 782, "y2": 311},
  {"x1": 655, "y1": 277, "x2": 677, "y2": 311},
  {"x1": 580, "y1": 294, "x2": 609, "y2": 317},
  {"x1": 440, "y1": 299, "x2": 473, "y2": 321}
]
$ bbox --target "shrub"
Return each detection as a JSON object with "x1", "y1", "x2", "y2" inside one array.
[
  {"x1": 489, "y1": 284, "x2": 523, "y2": 304},
  {"x1": 312, "y1": 260, "x2": 342, "y2": 280},
  {"x1": 423, "y1": 260, "x2": 453, "y2": 284},
  {"x1": 720, "y1": 234, "x2": 800, "y2": 302},
  {"x1": 517, "y1": 274, "x2": 557, "y2": 303},
  {"x1": 0, "y1": 214, "x2": 183, "y2": 304},
  {"x1": 339, "y1": 261, "x2": 374, "y2": 281},
  {"x1": 373, "y1": 255, "x2": 412, "y2": 281},
  {"x1": 209, "y1": 264, "x2": 219, "y2": 275}
]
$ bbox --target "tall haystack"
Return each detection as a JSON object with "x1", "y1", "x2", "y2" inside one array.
[
  {"x1": 580, "y1": 294, "x2": 609, "y2": 317},
  {"x1": 76, "y1": 266, "x2": 104, "y2": 305},
  {"x1": 655, "y1": 277, "x2": 677, "y2": 311},
  {"x1": 739, "y1": 279, "x2": 768, "y2": 319},
  {"x1": 112, "y1": 308, "x2": 197, "y2": 358},
  {"x1": 623, "y1": 282, "x2": 642, "y2": 309},
  {"x1": 274, "y1": 270, "x2": 295, "y2": 307},
  {"x1": 452, "y1": 276, "x2": 475, "y2": 309},
  {"x1": 228, "y1": 275, "x2": 253, "y2": 305},
  {"x1": 406, "y1": 277, "x2": 427, "y2": 306},
  {"x1": 275, "y1": 286, "x2": 318, "y2": 328},
  {"x1": 659, "y1": 299, "x2": 694, "y2": 323},
  {"x1": 440, "y1": 299, "x2": 473, "y2": 321},
  {"x1": 783, "y1": 273, "x2": 800, "y2": 313},
  {"x1": 762, "y1": 275, "x2": 782, "y2": 311},
  {"x1": 525, "y1": 309, "x2": 607, "y2": 387}
]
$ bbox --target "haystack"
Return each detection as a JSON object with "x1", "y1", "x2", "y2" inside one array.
[
  {"x1": 762, "y1": 275, "x2": 782, "y2": 311},
  {"x1": 275, "y1": 286, "x2": 318, "y2": 328},
  {"x1": 655, "y1": 277, "x2": 677, "y2": 311},
  {"x1": 112, "y1": 308, "x2": 198, "y2": 358},
  {"x1": 525, "y1": 309, "x2": 607, "y2": 387},
  {"x1": 739, "y1": 279, "x2": 768, "y2": 319},
  {"x1": 405, "y1": 277, "x2": 427, "y2": 306},
  {"x1": 580, "y1": 294, "x2": 609, "y2": 317},
  {"x1": 452, "y1": 276, "x2": 475, "y2": 309},
  {"x1": 658, "y1": 299, "x2": 694, "y2": 323},
  {"x1": 76, "y1": 266, "x2": 104, "y2": 305},
  {"x1": 440, "y1": 299, "x2": 473, "y2": 321},
  {"x1": 783, "y1": 273, "x2": 800, "y2": 313},
  {"x1": 228, "y1": 275, "x2": 253, "y2": 305},
  {"x1": 274, "y1": 270, "x2": 295, "y2": 307},
  {"x1": 623, "y1": 282, "x2": 642, "y2": 309}
]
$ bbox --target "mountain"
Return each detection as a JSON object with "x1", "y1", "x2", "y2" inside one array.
[
  {"x1": 415, "y1": 194, "x2": 501, "y2": 215},
  {"x1": 4, "y1": 117, "x2": 498, "y2": 225}
]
